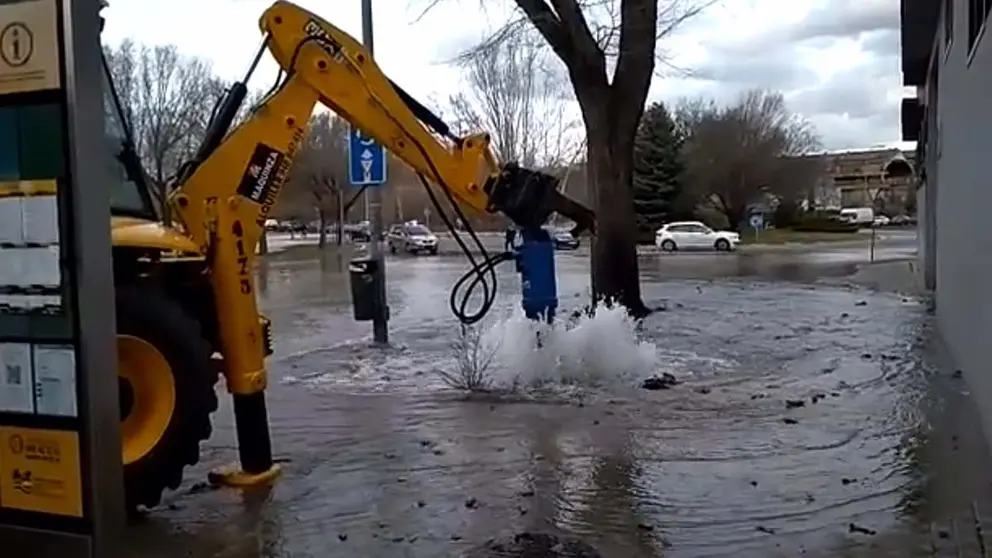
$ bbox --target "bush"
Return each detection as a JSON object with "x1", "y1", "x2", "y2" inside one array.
[
  {"x1": 791, "y1": 217, "x2": 860, "y2": 233},
  {"x1": 436, "y1": 325, "x2": 498, "y2": 392},
  {"x1": 773, "y1": 200, "x2": 801, "y2": 228}
]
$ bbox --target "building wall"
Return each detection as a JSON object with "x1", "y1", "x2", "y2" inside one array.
[{"x1": 925, "y1": 0, "x2": 992, "y2": 438}]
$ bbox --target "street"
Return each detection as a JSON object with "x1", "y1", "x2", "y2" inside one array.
[{"x1": 119, "y1": 228, "x2": 992, "y2": 557}]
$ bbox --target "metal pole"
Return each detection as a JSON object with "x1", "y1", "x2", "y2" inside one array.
[{"x1": 361, "y1": 0, "x2": 388, "y2": 344}]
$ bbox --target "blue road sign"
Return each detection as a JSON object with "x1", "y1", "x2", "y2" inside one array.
[
  {"x1": 348, "y1": 126, "x2": 387, "y2": 186},
  {"x1": 749, "y1": 213, "x2": 764, "y2": 230}
]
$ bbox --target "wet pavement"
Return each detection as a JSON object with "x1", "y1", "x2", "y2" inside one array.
[{"x1": 122, "y1": 230, "x2": 992, "y2": 557}]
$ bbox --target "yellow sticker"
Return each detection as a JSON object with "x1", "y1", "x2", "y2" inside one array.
[
  {"x1": 0, "y1": 426, "x2": 83, "y2": 517},
  {"x1": 0, "y1": 0, "x2": 61, "y2": 95},
  {"x1": 0, "y1": 179, "x2": 58, "y2": 197}
]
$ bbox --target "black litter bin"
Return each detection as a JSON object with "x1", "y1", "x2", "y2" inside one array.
[{"x1": 349, "y1": 257, "x2": 381, "y2": 321}]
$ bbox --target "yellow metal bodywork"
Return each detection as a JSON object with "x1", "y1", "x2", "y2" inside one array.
[
  {"x1": 206, "y1": 464, "x2": 283, "y2": 488},
  {"x1": 111, "y1": 216, "x2": 201, "y2": 254},
  {"x1": 259, "y1": 0, "x2": 500, "y2": 212},
  {"x1": 118, "y1": 334, "x2": 177, "y2": 466},
  {"x1": 161, "y1": 0, "x2": 510, "y2": 406}
]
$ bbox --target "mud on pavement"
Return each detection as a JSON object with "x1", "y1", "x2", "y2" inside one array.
[{"x1": 120, "y1": 251, "x2": 992, "y2": 557}]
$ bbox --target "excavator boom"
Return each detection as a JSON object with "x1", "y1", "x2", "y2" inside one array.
[
  {"x1": 164, "y1": 0, "x2": 594, "y2": 403},
  {"x1": 258, "y1": 0, "x2": 595, "y2": 236}
]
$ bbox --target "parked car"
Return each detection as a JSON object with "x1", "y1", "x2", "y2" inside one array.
[
  {"x1": 387, "y1": 221, "x2": 439, "y2": 255},
  {"x1": 839, "y1": 206, "x2": 875, "y2": 226},
  {"x1": 655, "y1": 221, "x2": 740, "y2": 252},
  {"x1": 551, "y1": 227, "x2": 580, "y2": 250},
  {"x1": 872, "y1": 215, "x2": 890, "y2": 227},
  {"x1": 890, "y1": 214, "x2": 917, "y2": 226}
]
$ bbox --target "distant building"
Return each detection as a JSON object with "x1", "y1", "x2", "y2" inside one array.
[{"x1": 796, "y1": 148, "x2": 917, "y2": 212}]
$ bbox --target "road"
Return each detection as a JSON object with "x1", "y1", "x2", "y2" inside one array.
[{"x1": 121, "y1": 228, "x2": 992, "y2": 557}]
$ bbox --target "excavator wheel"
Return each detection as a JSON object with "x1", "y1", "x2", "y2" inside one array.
[{"x1": 115, "y1": 284, "x2": 219, "y2": 511}]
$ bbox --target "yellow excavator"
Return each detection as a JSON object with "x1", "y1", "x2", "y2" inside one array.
[{"x1": 101, "y1": 0, "x2": 596, "y2": 511}]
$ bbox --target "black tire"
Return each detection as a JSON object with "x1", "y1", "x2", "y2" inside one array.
[
  {"x1": 428, "y1": 247, "x2": 438, "y2": 255},
  {"x1": 714, "y1": 239, "x2": 730, "y2": 251},
  {"x1": 661, "y1": 239, "x2": 677, "y2": 252},
  {"x1": 116, "y1": 285, "x2": 219, "y2": 511},
  {"x1": 389, "y1": 244, "x2": 396, "y2": 254}
]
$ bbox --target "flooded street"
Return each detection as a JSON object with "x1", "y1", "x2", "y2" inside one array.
[{"x1": 122, "y1": 231, "x2": 992, "y2": 557}]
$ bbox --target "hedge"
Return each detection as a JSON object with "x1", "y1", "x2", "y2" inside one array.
[{"x1": 790, "y1": 217, "x2": 860, "y2": 233}]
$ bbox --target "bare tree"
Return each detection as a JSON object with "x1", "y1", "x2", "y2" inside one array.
[
  {"x1": 286, "y1": 112, "x2": 351, "y2": 247},
  {"x1": 104, "y1": 41, "x2": 220, "y2": 201},
  {"x1": 448, "y1": 37, "x2": 580, "y2": 168},
  {"x1": 425, "y1": 0, "x2": 714, "y2": 316},
  {"x1": 675, "y1": 90, "x2": 822, "y2": 230},
  {"x1": 105, "y1": 40, "x2": 278, "y2": 225}
]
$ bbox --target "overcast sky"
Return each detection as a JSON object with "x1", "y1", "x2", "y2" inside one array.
[{"x1": 100, "y1": 0, "x2": 913, "y2": 152}]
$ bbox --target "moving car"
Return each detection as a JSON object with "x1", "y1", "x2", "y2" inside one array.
[
  {"x1": 387, "y1": 221, "x2": 439, "y2": 255},
  {"x1": 655, "y1": 221, "x2": 740, "y2": 252},
  {"x1": 551, "y1": 227, "x2": 580, "y2": 250}
]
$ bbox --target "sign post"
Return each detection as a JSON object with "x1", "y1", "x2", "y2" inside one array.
[
  {"x1": 347, "y1": 126, "x2": 387, "y2": 186},
  {"x1": 348, "y1": 2, "x2": 390, "y2": 346},
  {"x1": 749, "y1": 212, "x2": 764, "y2": 242},
  {"x1": 0, "y1": 0, "x2": 123, "y2": 555}
]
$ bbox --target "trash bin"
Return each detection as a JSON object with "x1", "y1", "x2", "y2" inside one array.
[{"x1": 349, "y1": 257, "x2": 381, "y2": 321}]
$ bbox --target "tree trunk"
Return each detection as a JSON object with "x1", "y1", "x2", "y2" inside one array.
[
  {"x1": 318, "y1": 210, "x2": 328, "y2": 248},
  {"x1": 586, "y1": 118, "x2": 650, "y2": 318},
  {"x1": 725, "y1": 206, "x2": 745, "y2": 232},
  {"x1": 336, "y1": 189, "x2": 345, "y2": 246}
]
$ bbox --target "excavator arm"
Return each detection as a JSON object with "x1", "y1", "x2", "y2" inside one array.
[
  {"x1": 257, "y1": 0, "x2": 595, "y2": 236},
  {"x1": 165, "y1": 0, "x2": 594, "y2": 402}
]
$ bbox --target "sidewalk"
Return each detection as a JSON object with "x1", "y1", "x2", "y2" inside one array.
[{"x1": 827, "y1": 257, "x2": 924, "y2": 294}]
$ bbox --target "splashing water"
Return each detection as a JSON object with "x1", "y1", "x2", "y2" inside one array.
[{"x1": 449, "y1": 302, "x2": 659, "y2": 393}]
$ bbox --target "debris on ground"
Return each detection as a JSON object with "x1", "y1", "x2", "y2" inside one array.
[
  {"x1": 642, "y1": 372, "x2": 679, "y2": 390},
  {"x1": 848, "y1": 523, "x2": 877, "y2": 536},
  {"x1": 467, "y1": 532, "x2": 603, "y2": 558},
  {"x1": 785, "y1": 399, "x2": 806, "y2": 409}
]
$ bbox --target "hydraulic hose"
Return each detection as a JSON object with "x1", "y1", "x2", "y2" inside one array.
[
  {"x1": 416, "y1": 173, "x2": 513, "y2": 325},
  {"x1": 284, "y1": 33, "x2": 515, "y2": 325}
]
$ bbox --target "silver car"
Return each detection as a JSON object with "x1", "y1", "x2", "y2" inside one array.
[{"x1": 387, "y1": 223, "x2": 439, "y2": 255}]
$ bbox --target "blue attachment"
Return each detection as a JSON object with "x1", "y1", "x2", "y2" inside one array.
[{"x1": 511, "y1": 228, "x2": 558, "y2": 323}]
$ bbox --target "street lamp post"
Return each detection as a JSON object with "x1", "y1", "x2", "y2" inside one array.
[{"x1": 360, "y1": 0, "x2": 388, "y2": 344}]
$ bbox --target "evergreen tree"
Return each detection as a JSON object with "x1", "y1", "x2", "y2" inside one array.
[{"x1": 632, "y1": 102, "x2": 689, "y2": 239}]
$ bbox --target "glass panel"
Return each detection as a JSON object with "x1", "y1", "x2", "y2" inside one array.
[
  {"x1": 18, "y1": 103, "x2": 64, "y2": 180},
  {"x1": 102, "y1": 66, "x2": 154, "y2": 217},
  {"x1": 0, "y1": 107, "x2": 19, "y2": 180}
]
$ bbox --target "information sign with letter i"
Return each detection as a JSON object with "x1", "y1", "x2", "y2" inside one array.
[{"x1": 0, "y1": 0, "x2": 123, "y2": 556}]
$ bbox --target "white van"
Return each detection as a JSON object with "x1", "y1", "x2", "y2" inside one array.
[{"x1": 839, "y1": 207, "x2": 874, "y2": 225}]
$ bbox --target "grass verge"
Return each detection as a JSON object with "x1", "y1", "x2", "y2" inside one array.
[{"x1": 740, "y1": 228, "x2": 864, "y2": 245}]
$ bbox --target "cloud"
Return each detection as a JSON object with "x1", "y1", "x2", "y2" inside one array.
[
  {"x1": 647, "y1": 0, "x2": 905, "y2": 150},
  {"x1": 99, "y1": 0, "x2": 907, "y2": 151}
]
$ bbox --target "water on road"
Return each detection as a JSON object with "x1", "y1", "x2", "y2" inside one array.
[{"x1": 123, "y1": 238, "x2": 992, "y2": 557}]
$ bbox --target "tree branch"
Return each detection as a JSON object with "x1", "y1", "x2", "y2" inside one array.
[
  {"x1": 611, "y1": 0, "x2": 658, "y2": 134},
  {"x1": 547, "y1": 0, "x2": 602, "y2": 65},
  {"x1": 514, "y1": 0, "x2": 573, "y2": 63}
]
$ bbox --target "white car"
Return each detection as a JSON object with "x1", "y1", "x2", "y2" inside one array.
[{"x1": 655, "y1": 221, "x2": 740, "y2": 252}]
